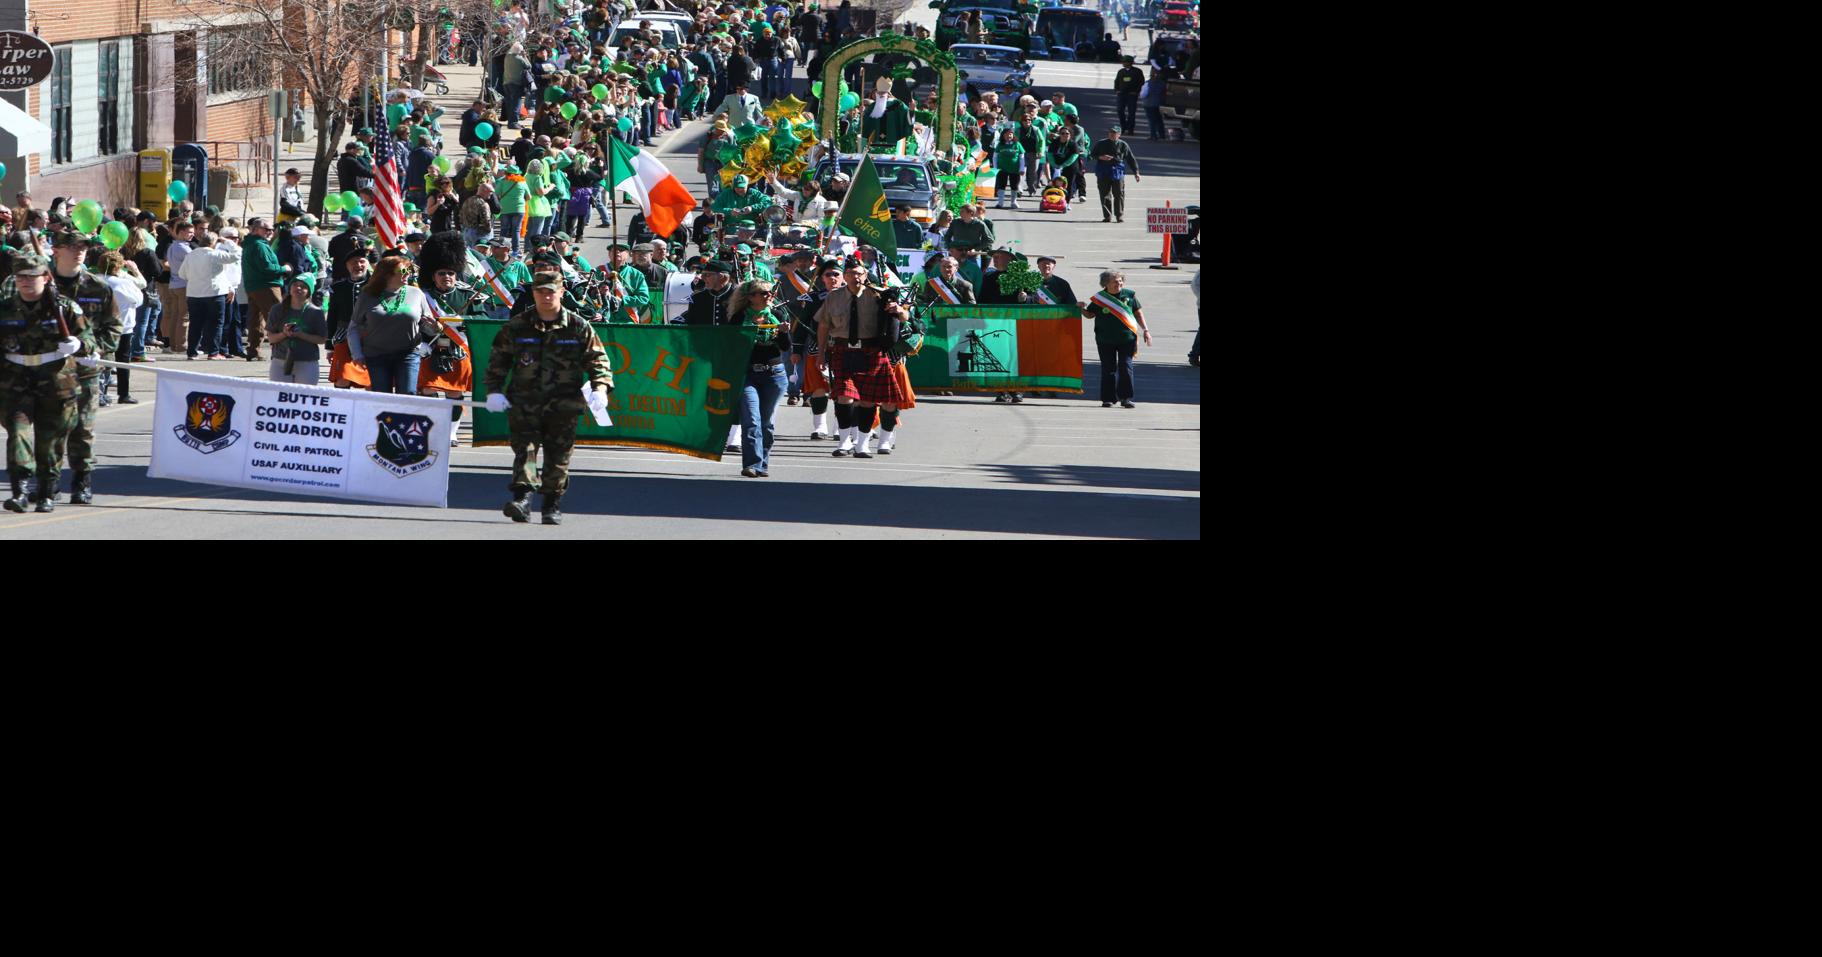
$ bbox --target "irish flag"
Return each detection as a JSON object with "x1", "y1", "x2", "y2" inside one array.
[{"x1": 609, "y1": 138, "x2": 697, "y2": 239}]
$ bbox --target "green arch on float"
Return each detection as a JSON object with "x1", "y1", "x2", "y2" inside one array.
[{"x1": 817, "y1": 35, "x2": 957, "y2": 156}]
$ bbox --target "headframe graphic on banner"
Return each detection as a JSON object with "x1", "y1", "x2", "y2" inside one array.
[{"x1": 148, "y1": 368, "x2": 454, "y2": 507}]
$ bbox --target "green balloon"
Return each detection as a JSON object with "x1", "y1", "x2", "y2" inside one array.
[
  {"x1": 323, "y1": 194, "x2": 344, "y2": 212},
  {"x1": 734, "y1": 123, "x2": 763, "y2": 145},
  {"x1": 434, "y1": 155, "x2": 452, "y2": 173},
  {"x1": 475, "y1": 122, "x2": 495, "y2": 141},
  {"x1": 340, "y1": 191, "x2": 361, "y2": 209},
  {"x1": 346, "y1": 205, "x2": 365, "y2": 221},
  {"x1": 592, "y1": 83, "x2": 611, "y2": 101},
  {"x1": 560, "y1": 101, "x2": 578, "y2": 120},
  {"x1": 812, "y1": 81, "x2": 823, "y2": 98},
  {"x1": 72, "y1": 200, "x2": 103, "y2": 235},
  {"x1": 0, "y1": 162, "x2": 7, "y2": 180},
  {"x1": 838, "y1": 92, "x2": 860, "y2": 112},
  {"x1": 718, "y1": 144, "x2": 741, "y2": 164},
  {"x1": 167, "y1": 180, "x2": 189, "y2": 203},
  {"x1": 544, "y1": 85, "x2": 564, "y2": 103},
  {"x1": 100, "y1": 221, "x2": 130, "y2": 250},
  {"x1": 618, "y1": 116, "x2": 635, "y2": 133}
]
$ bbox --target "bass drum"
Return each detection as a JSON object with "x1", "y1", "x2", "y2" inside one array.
[{"x1": 664, "y1": 272, "x2": 699, "y2": 324}]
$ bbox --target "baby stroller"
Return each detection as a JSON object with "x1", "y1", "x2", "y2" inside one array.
[{"x1": 1039, "y1": 178, "x2": 1070, "y2": 214}]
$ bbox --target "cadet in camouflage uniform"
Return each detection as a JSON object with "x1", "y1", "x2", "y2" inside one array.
[
  {"x1": 483, "y1": 271, "x2": 613, "y2": 526},
  {"x1": 50, "y1": 230, "x2": 123, "y2": 505},
  {"x1": 1, "y1": 254, "x2": 89, "y2": 513}
]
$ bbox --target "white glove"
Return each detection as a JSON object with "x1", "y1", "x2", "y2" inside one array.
[
  {"x1": 74, "y1": 356, "x2": 102, "y2": 369},
  {"x1": 55, "y1": 338, "x2": 82, "y2": 359},
  {"x1": 486, "y1": 393, "x2": 512, "y2": 413}
]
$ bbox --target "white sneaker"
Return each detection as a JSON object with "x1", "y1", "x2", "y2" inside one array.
[
  {"x1": 1009, "y1": 199, "x2": 1021, "y2": 210},
  {"x1": 854, "y1": 430, "x2": 874, "y2": 457}
]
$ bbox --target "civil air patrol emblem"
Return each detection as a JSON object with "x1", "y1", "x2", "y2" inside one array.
[
  {"x1": 367, "y1": 412, "x2": 438, "y2": 477},
  {"x1": 175, "y1": 392, "x2": 241, "y2": 454}
]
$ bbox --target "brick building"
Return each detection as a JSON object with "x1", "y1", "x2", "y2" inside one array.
[{"x1": 1, "y1": 0, "x2": 419, "y2": 215}]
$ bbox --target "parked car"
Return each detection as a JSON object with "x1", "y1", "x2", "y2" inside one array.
[
  {"x1": 950, "y1": 44, "x2": 1034, "y2": 95},
  {"x1": 816, "y1": 156, "x2": 943, "y2": 224},
  {"x1": 1158, "y1": 2, "x2": 1196, "y2": 30},
  {"x1": 607, "y1": 20, "x2": 684, "y2": 50},
  {"x1": 933, "y1": 0, "x2": 1036, "y2": 51},
  {"x1": 1034, "y1": 7, "x2": 1118, "y2": 61}
]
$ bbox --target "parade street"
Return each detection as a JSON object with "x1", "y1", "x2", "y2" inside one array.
[{"x1": 2, "y1": 15, "x2": 1200, "y2": 540}]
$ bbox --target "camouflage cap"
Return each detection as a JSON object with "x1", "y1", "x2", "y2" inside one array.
[
  {"x1": 531, "y1": 272, "x2": 564, "y2": 290},
  {"x1": 50, "y1": 229, "x2": 87, "y2": 249},
  {"x1": 10, "y1": 252, "x2": 51, "y2": 276}
]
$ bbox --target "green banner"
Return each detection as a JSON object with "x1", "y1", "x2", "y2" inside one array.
[
  {"x1": 906, "y1": 305, "x2": 1084, "y2": 394},
  {"x1": 466, "y1": 319, "x2": 757, "y2": 460},
  {"x1": 836, "y1": 153, "x2": 897, "y2": 259}
]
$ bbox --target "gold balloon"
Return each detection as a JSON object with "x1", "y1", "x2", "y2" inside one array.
[
  {"x1": 765, "y1": 95, "x2": 809, "y2": 123},
  {"x1": 780, "y1": 160, "x2": 806, "y2": 179},
  {"x1": 719, "y1": 164, "x2": 746, "y2": 186},
  {"x1": 744, "y1": 136, "x2": 772, "y2": 167}
]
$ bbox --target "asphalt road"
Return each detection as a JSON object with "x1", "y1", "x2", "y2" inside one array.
[{"x1": 2, "y1": 21, "x2": 1201, "y2": 540}]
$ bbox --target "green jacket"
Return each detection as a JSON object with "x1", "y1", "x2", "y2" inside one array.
[
  {"x1": 613, "y1": 265, "x2": 651, "y2": 321},
  {"x1": 242, "y1": 236, "x2": 285, "y2": 289},
  {"x1": 476, "y1": 256, "x2": 533, "y2": 308},
  {"x1": 710, "y1": 186, "x2": 774, "y2": 228}
]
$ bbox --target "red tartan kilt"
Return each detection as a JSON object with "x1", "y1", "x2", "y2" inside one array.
[{"x1": 832, "y1": 347, "x2": 907, "y2": 405}]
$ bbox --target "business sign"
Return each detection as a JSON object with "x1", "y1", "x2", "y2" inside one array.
[
  {"x1": 148, "y1": 368, "x2": 454, "y2": 507},
  {"x1": 0, "y1": 31, "x2": 55, "y2": 92},
  {"x1": 1147, "y1": 207, "x2": 1189, "y2": 234}
]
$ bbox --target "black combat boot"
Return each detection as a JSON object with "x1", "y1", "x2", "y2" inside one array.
[
  {"x1": 4, "y1": 475, "x2": 29, "y2": 513},
  {"x1": 70, "y1": 471, "x2": 93, "y2": 505},
  {"x1": 33, "y1": 491, "x2": 54, "y2": 513},
  {"x1": 503, "y1": 489, "x2": 533, "y2": 523},
  {"x1": 541, "y1": 493, "x2": 563, "y2": 526}
]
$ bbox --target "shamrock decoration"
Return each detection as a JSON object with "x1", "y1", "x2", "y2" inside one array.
[
  {"x1": 999, "y1": 254, "x2": 1044, "y2": 295},
  {"x1": 876, "y1": 33, "x2": 906, "y2": 50}
]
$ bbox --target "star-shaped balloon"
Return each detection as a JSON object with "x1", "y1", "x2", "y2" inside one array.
[{"x1": 765, "y1": 95, "x2": 808, "y2": 123}]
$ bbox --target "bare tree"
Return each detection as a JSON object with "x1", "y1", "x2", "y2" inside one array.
[{"x1": 178, "y1": 0, "x2": 394, "y2": 214}]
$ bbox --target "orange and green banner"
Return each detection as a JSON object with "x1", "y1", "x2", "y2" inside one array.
[
  {"x1": 906, "y1": 304, "x2": 1083, "y2": 394},
  {"x1": 466, "y1": 319, "x2": 757, "y2": 460}
]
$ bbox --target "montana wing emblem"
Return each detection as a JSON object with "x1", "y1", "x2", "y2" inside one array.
[
  {"x1": 175, "y1": 392, "x2": 241, "y2": 454},
  {"x1": 367, "y1": 412, "x2": 439, "y2": 478}
]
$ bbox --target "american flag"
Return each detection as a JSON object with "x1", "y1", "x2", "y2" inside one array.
[{"x1": 369, "y1": 99, "x2": 406, "y2": 251}]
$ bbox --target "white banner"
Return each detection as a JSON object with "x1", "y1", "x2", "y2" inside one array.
[
  {"x1": 895, "y1": 249, "x2": 928, "y2": 278},
  {"x1": 148, "y1": 368, "x2": 453, "y2": 508}
]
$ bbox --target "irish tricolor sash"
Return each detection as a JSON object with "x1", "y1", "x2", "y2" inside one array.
[
  {"x1": 1033, "y1": 284, "x2": 1057, "y2": 305},
  {"x1": 927, "y1": 276, "x2": 962, "y2": 304},
  {"x1": 1092, "y1": 291, "x2": 1142, "y2": 339},
  {"x1": 784, "y1": 269, "x2": 812, "y2": 297},
  {"x1": 472, "y1": 252, "x2": 513, "y2": 308}
]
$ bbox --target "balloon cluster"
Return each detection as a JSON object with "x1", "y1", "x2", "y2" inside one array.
[{"x1": 716, "y1": 105, "x2": 820, "y2": 188}]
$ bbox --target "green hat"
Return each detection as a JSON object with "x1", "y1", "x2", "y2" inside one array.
[
  {"x1": 608, "y1": 242, "x2": 630, "y2": 251},
  {"x1": 702, "y1": 260, "x2": 732, "y2": 274},
  {"x1": 468, "y1": 146, "x2": 487, "y2": 156},
  {"x1": 356, "y1": 127, "x2": 374, "y2": 136},
  {"x1": 733, "y1": 175, "x2": 750, "y2": 188},
  {"x1": 10, "y1": 252, "x2": 50, "y2": 276},
  {"x1": 736, "y1": 243, "x2": 754, "y2": 255},
  {"x1": 552, "y1": 231, "x2": 573, "y2": 243}
]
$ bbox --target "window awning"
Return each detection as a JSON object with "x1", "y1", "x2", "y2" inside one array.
[{"x1": 0, "y1": 97, "x2": 53, "y2": 156}]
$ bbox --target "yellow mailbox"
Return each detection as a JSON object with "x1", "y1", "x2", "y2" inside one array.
[{"x1": 138, "y1": 149, "x2": 172, "y2": 220}]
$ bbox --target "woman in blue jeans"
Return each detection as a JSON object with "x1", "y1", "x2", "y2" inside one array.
[
  {"x1": 347, "y1": 256, "x2": 434, "y2": 394},
  {"x1": 730, "y1": 280, "x2": 792, "y2": 478}
]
